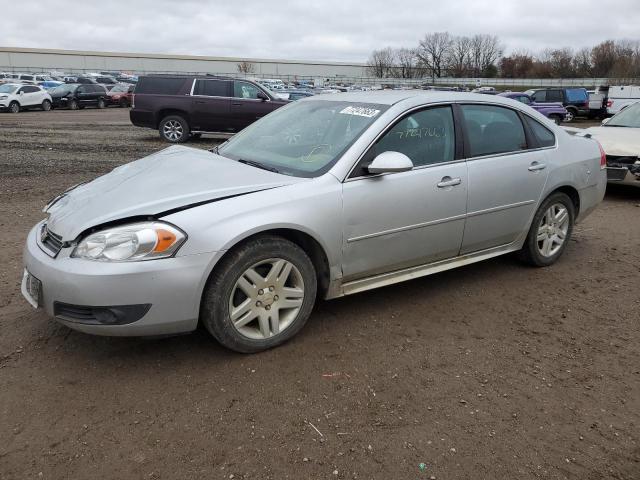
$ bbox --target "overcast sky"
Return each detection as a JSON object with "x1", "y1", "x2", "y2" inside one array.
[{"x1": 1, "y1": 0, "x2": 639, "y2": 62}]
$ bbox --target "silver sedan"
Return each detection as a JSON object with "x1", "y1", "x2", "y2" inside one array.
[{"x1": 22, "y1": 91, "x2": 606, "y2": 352}]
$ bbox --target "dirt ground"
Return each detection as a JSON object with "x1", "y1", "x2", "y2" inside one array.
[{"x1": 0, "y1": 108, "x2": 639, "y2": 480}]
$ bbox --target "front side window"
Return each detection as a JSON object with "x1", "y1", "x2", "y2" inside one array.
[
  {"x1": 370, "y1": 106, "x2": 455, "y2": 168},
  {"x1": 234, "y1": 81, "x2": 262, "y2": 99},
  {"x1": 193, "y1": 79, "x2": 230, "y2": 97},
  {"x1": 218, "y1": 100, "x2": 388, "y2": 178},
  {"x1": 461, "y1": 104, "x2": 527, "y2": 157}
]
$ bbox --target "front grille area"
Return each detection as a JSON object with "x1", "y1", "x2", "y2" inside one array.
[
  {"x1": 38, "y1": 224, "x2": 64, "y2": 257},
  {"x1": 54, "y1": 302, "x2": 151, "y2": 325}
]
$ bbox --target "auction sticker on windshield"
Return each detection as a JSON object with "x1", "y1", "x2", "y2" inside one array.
[{"x1": 339, "y1": 106, "x2": 380, "y2": 118}]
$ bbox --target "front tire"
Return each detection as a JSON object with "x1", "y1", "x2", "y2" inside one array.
[
  {"x1": 68, "y1": 99, "x2": 79, "y2": 110},
  {"x1": 119, "y1": 98, "x2": 129, "y2": 108},
  {"x1": 9, "y1": 101, "x2": 19, "y2": 113},
  {"x1": 159, "y1": 115, "x2": 190, "y2": 143},
  {"x1": 519, "y1": 192, "x2": 575, "y2": 267},
  {"x1": 201, "y1": 236, "x2": 317, "y2": 353}
]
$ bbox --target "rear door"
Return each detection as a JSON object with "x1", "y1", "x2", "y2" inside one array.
[
  {"x1": 459, "y1": 103, "x2": 550, "y2": 254},
  {"x1": 190, "y1": 79, "x2": 232, "y2": 132},
  {"x1": 229, "y1": 81, "x2": 278, "y2": 132}
]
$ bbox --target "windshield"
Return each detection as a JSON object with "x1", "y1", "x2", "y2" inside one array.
[
  {"x1": 0, "y1": 84, "x2": 19, "y2": 94},
  {"x1": 51, "y1": 84, "x2": 78, "y2": 95},
  {"x1": 607, "y1": 102, "x2": 640, "y2": 128},
  {"x1": 218, "y1": 100, "x2": 388, "y2": 178}
]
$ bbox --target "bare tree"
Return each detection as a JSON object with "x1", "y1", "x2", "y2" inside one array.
[
  {"x1": 549, "y1": 48, "x2": 575, "y2": 77},
  {"x1": 367, "y1": 48, "x2": 395, "y2": 78},
  {"x1": 572, "y1": 47, "x2": 592, "y2": 77},
  {"x1": 448, "y1": 36, "x2": 472, "y2": 77},
  {"x1": 393, "y1": 48, "x2": 424, "y2": 78},
  {"x1": 591, "y1": 40, "x2": 617, "y2": 77},
  {"x1": 416, "y1": 32, "x2": 453, "y2": 79},
  {"x1": 236, "y1": 61, "x2": 256, "y2": 74},
  {"x1": 470, "y1": 34, "x2": 503, "y2": 77}
]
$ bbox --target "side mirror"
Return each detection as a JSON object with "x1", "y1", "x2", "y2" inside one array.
[
  {"x1": 601, "y1": 117, "x2": 611, "y2": 126},
  {"x1": 256, "y1": 91, "x2": 269, "y2": 101},
  {"x1": 367, "y1": 151, "x2": 414, "y2": 174},
  {"x1": 19, "y1": 90, "x2": 24, "y2": 95}
]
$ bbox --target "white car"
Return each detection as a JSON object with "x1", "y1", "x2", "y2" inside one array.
[
  {"x1": 582, "y1": 102, "x2": 640, "y2": 187},
  {"x1": 0, "y1": 83, "x2": 53, "y2": 113},
  {"x1": 606, "y1": 85, "x2": 640, "y2": 115}
]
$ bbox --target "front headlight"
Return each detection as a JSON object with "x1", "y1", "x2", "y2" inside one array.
[
  {"x1": 0, "y1": 95, "x2": 7, "y2": 100},
  {"x1": 72, "y1": 221, "x2": 186, "y2": 262}
]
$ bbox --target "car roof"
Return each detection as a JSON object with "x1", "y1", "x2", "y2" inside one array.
[{"x1": 305, "y1": 90, "x2": 524, "y2": 107}]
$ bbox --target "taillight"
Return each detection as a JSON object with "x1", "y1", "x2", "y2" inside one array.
[
  {"x1": 606, "y1": 99, "x2": 613, "y2": 108},
  {"x1": 597, "y1": 142, "x2": 607, "y2": 170}
]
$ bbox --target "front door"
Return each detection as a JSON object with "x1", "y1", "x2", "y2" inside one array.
[
  {"x1": 342, "y1": 105, "x2": 468, "y2": 281},
  {"x1": 458, "y1": 104, "x2": 550, "y2": 254},
  {"x1": 229, "y1": 81, "x2": 278, "y2": 132}
]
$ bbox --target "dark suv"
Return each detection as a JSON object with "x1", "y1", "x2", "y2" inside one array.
[
  {"x1": 130, "y1": 75, "x2": 289, "y2": 142},
  {"x1": 529, "y1": 88, "x2": 589, "y2": 123},
  {"x1": 50, "y1": 83, "x2": 109, "y2": 110}
]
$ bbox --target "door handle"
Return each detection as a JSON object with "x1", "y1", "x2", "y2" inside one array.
[
  {"x1": 194, "y1": 100, "x2": 206, "y2": 104},
  {"x1": 528, "y1": 161, "x2": 547, "y2": 171},
  {"x1": 231, "y1": 102, "x2": 243, "y2": 106},
  {"x1": 437, "y1": 176, "x2": 462, "y2": 188}
]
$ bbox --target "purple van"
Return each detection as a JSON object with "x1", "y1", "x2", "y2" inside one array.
[{"x1": 499, "y1": 92, "x2": 568, "y2": 125}]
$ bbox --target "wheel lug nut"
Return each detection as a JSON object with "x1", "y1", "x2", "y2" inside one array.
[
  {"x1": 256, "y1": 301, "x2": 262, "y2": 307},
  {"x1": 269, "y1": 286, "x2": 274, "y2": 292},
  {"x1": 274, "y1": 295, "x2": 279, "y2": 301},
  {"x1": 258, "y1": 289, "x2": 264, "y2": 295},
  {"x1": 265, "y1": 305, "x2": 271, "y2": 310}
]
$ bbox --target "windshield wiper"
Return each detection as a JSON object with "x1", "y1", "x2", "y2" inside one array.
[{"x1": 237, "y1": 159, "x2": 281, "y2": 174}]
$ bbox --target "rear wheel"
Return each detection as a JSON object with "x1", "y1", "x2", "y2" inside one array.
[
  {"x1": 159, "y1": 115, "x2": 190, "y2": 143},
  {"x1": 8, "y1": 101, "x2": 20, "y2": 113},
  {"x1": 519, "y1": 192, "x2": 575, "y2": 267},
  {"x1": 41, "y1": 99, "x2": 52, "y2": 111},
  {"x1": 564, "y1": 108, "x2": 576, "y2": 123},
  {"x1": 201, "y1": 236, "x2": 317, "y2": 353}
]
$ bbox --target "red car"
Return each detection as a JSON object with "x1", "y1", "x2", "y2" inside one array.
[{"x1": 107, "y1": 83, "x2": 135, "y2": 107}]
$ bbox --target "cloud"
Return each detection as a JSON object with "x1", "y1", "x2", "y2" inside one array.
[{"x1": 1, "y1": 0, "x2": 639, "y2": 62}]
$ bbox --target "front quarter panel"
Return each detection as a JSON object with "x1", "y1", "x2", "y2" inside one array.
[{"x1": 162, "y1": 174, "x2": 344, "y2": 293}]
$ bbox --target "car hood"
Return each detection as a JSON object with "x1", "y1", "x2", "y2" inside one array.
[
  {"x1": 45, "y1": 145, "x2": 305, "y2": 240},
  {"x1": 583, "y1": 126, "x2": 640, "y2": 156}
]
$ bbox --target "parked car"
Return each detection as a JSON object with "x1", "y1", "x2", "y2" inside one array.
[
  {"x1": 606, "y1": 85, "x2": 640, "y2": 115},
  {"x1": 529, "y1": 88, "x2": 589, "y2": 122},
  {"x1": 499, "y1": 92, "x2": 567, "y2": 124},
  {"x1": 107, "y1": 82, "x2": 135, "y2": 107},
  {"x1": 576, "y1": 102, "x2": 640, "y2": 187},
  {"x1": 130, "y1": 75, "x2": 289, "y2": 142},
  {"x1": 50, "y1": 84, "x2": 108, "y2": 110},
  {"x1": 0, "y1": 83, "x2": 52, "y2": 113},
  {"x1": 64, "y1": 76, "x2": 97, "y2": 85},
  {"x1": 587, "y1": 86, "x2": 609, "y2": 119},
  {"x1": 22, "y1": 91, "x2": 605, "y2": 352},
  {"x1": 38, "y1": 80, "x2": 63, "y2": 90},
  {"x1": 283, "y1": 89, "x2": 315, "y2": 101}
]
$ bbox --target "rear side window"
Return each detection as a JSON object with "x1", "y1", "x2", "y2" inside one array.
[
  {"x1": 566, "y1": 88, "x2": 587, "y2": 102},
  {"x1": 135, "y1": 77, "x2": 186, "y2": 95},
  {"x1": 532, "y1": 91, "x2": 546, "y2": 102},
  {"x1": 524, "y1": 116, "x2": 555, "y2": 147},
  {"x1": 546, "y1": 90, "x2": 564, "y2": 102},
  {"x1": 193, "y1": 79, "x2": 230, "y2": 97},
  {"x1": 461, "y1": 104, "x2": 527, "y2": 157},
  {"x1": 372, "y1": 106, "x2": 456, "y2": 167}
]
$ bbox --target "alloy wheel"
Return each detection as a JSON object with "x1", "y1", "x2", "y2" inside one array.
[
  {"x1": 228, "y1": 258, "x2": 305, "y2": 340},
  {"x1": 537, "y1": 203, "x2": 569, "y2": 257},
  {"x1": 9, "y1": 102, "x2": 19, "y2": 113},
  {"x1": 163, "y1": 120, "x2": 184, "y2": 141}
]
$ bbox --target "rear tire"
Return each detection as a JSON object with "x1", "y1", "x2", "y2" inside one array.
[
  {"x1": 159, "y1": 115, "x2": 190, "y2": 143},
  {"x1": 564, "y1": 108, "x2": 576, "y2": 123},
  {"x1": 41, "y1": 99, "x2": 52, "y2": 111},
  {"x1": 201, "y1": 235, "x2": 317, "y2": 353},
  {"x1": 9, "y1": 101, "x2": 20, "y2": 114},
  {"x1": 550, "y1": 114, "x2": 563, "y2": 125},
  {"x1": 518, "y1": 192, "x2": 575, "y2": 267}
]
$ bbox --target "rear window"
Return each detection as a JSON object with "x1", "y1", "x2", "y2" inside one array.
[
  {"x1": 566, "y1": 88, "x2": 587, "y2": 102},
  {"x1": 135, "y1": 77, "x2": 186, "y2": 95}
]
